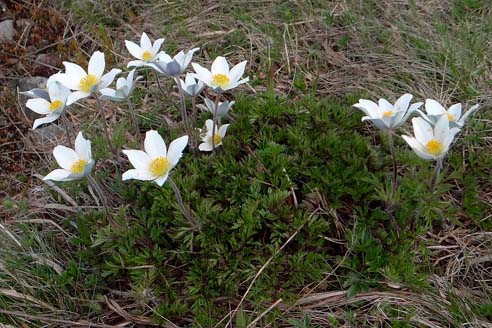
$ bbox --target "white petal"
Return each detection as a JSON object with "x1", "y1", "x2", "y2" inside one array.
[
  {"x1": 122, "y1": 150, "x2": 152, "y2": 170},
  {"x1": 152, "y1": 38, "x2": 165, "y2": 55},
  {"x1": 448, "y1": 103, "x2": 462, "y2": 120},
  {"x1": 412, "y1": 117, "x2": 433, "y2": 144},
  {"x1": 67, "y1": 91, "x2": 90, "y2": 106},
  {"x1": 378, "y1": 98, "x2": 393, "y2": 114},
  {"x1": 125, "y1": 40, "x2": 143, "y2": 59},
  {"x1": 211, "y1": 56, "x2": 229, "y2": 75},
  {"x1": 53, "y1": 145, "x2": 78, "y2": 170},
  {"x1": 62, "y1": 62, "x2": 87, "y2": 81},
  {"x1": 99, "y1": 69, "x2": 121, "y2": 89},
  {"x1": 122, "y1": 169, "x2": 154, "y2": 181},
  {"x1": 43, "y1": 169, "x2": 72, "y2": 181},
  {"x1": 228, "y1": 60, "x2": 247, "y2": 83},
  {"x1": 191, "y1": 63, "x2": 212, "y2": 84},
  {"x1": 355, "y1": 99, "x2": 380, "y2": 118},
  {"x1": 26, "y1": 98, "x2": 51, "y2": 114},
  {"x1": 144, "y1": 130, "x2": 167, "y2": 158},
  {"x1": 459, "y1": 104, "x2": 480, "y2": 124},
  {"x1": 140, "y1": 32, "x2": 152, "y2": 51},
  {"x1": 56, "y1": 73, "x2": 83, "y2": 91},
  {"x1": 425, "y1": 99, "x2": 446, "y2": 115},
  {"x1": 402, "y1": 135, "x2": 433, "y2": 160},
  {"x1": 204, "y1": 119, "x2": 215, "y2": 134},
  {"x1": 167, "y1": 135, "x2": 189, "y2": 167},
  {"x1": 218, "y1": 124, "x2": 229, "y2": 138},
  {"x1": 393, "y1": 93, "x2": 413, "y2": 112},
  {"x1": 88, "y1": 51, "x2": 105, "y2": 78},
  {"x1": 199, "y1": 142, "x2": 213, "y2": 152},
  {"x1": 74, "y1": 132, "x2": 92, "y2": 161},
  {"x1": 33, "y1": 115, "x2": 60, "y2": 129},
  {"x1": 154, "y1": 173, "x2": 169, "y2": 186},
  {"x1": 434, "y1": 115, "x2": 451, "y2": 143},
  {"x1": 364, "y1": 117, "x2": 389, "y2": 130},
  {"x1": 127, "y1": 60, "x2": 145, "y2": 68}
]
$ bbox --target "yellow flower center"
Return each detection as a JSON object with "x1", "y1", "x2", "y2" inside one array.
[
  {"x1": 149, "y1": 157, "x2": 171, "y2": 177},
  {"x1": 208, "y1": 134, "x2": 222, "y2": 146},
  {"x1": 79, "y1": 74, "x2": 99, "y2": 93},
  {"x1": 211, "y1": 74, "x2": 230, "y2": 89},
  {"x1": 447, "y1": 113, "x2": 455, "y2": 122},
  {"x1": 49, "y1": 100, "x2": 63, "y2": 112},
  {"x1": 426, "y1": 139, "x2": 443, "y2": 156},
  {"x1": 383, "y1": 110, "x2": 393, "y2": 117},
  {"x1": 71, "y1": 159, "x2": 88, "y2": 174},
  {"x1": 142, "y1": 50, "x2": 153, "y2": 61}
]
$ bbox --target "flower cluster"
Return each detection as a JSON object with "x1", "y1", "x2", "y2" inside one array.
[{"x1": 23, "y1": 31, "x2": 248, "y2": 190}]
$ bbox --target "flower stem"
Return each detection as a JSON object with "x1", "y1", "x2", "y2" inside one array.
[
  {"x1": 87, "y1": 174, "x2": 111, "y2": 221},
  {"x1": 212, "y1": 93, "x2": 220, "y2": 152},
  {"x1": 168, "y1": 176, "x2": 201, "y2": 231},
  {"x1": 388, "y1": 130, "x2": 398, "y2": 204},
  {"x1": 431, "y1": 158, "x2": 443, "y2": 190},
  {"x1": 175, "y1": 78, "x2": 192, "y2": 146},
  {"x1": 61, "y1": 112, "x2": 75, "y2": 148},
  {"x1": 154, "y1": 71, "x2": 165, "y2": 96},
  {"x1": 94, "y1": 94, "x2": 118, "y2": 160},
  {"x1": 126, "y1": 98, "x2": 140, "y2": 142},
  {"x1": 191, "y1": 96, "x2": 197, "y2": 128}
]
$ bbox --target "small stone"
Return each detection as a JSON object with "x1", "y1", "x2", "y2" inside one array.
[
  {"x1": 32, "y1": 53, "x2": 60, "y2": 76},
  {"x1": 0, "y1": 20, "x2": 16, "y2": 42}
]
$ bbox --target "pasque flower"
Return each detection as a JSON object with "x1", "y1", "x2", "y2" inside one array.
[
  {"x1": 146, "y1": 48, "x2": 199, "y2": 77},
  {"x1": 417, "y1": 99, "x2": 480, "y2": 128},
  {"x1": 125, "y1": 32, "x2": 165, "y2": 68},
  {"x1": 25, "y1": 74, "x2": 71, "y2": 129},
  {"x1": 122, "y1": 130, "x2": 188, "y2": 186},
  {"x1": 179, "y1": 74, "x2": 205, "y2": 97},
  {"x1": 56, "y1": 51, "x2": 121, "y2": 105},
  {"x1": 99, "y1": 69, "x2": 142, "y2": 102},
  {"x1": 402, "y1": 115, "x2": 460, "y2": 160},
  {"x1": 192, "y1": 56, "x2": 248, "y2": 92},
  {"x1": 353, "y1": 94, "x2": 423, "y2": 130},
  {"x1": 198, "y1": 98, "x2": 234, "y2": 118},
  {"x1": 43, "y1": 132, "x2": 94, "y2": 181},
  {"x1": 198, "y1": 119, "x2": 229, "y2": 151}
]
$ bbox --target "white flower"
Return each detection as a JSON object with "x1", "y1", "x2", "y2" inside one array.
[
  {"x1": 125, "y1": 32, "x2": 165, "y2": 68},
  {"x1": 198, "y1": 98, "x2": 234, "y2": 118},
  {"x1": 402, "y1": 115, "x2": 460, "y2": 161},
  {"x1": 417, "y1": 99, "x2": 480, "y2": 128},
  {"x1": 179, "y1": 74, "x2": 205, "y2": 97},
  {"x1": 353, "y1": 94, "x2": 423, "y2": 130},
  {"x1": 122, "y1": 130, "x2": 188, "y2": 186},
  {"x1": 21, "y1": 73, "x2": 63, "y2": 101},
  {"x1": 56, "y1": 51, "x2": 121, "y2": 105},
  {"x1": 99, "y1": 69, "x2": 142, "y2": 102},
  {"x1": 146, "y1": 48, "x2": 199, "y2": 77},
  {"x1": 191, "y1": 56, "x2": 248, "y2": 92},
  {"x1": 198, "y1": 119, "x2": 229, "y2": 151},
  {"x1": 43, "y1": 132, "x2": 94, "y2": 181},
  {"x1": 26, "y1": 74, "x2": 71, "y2": 129}
]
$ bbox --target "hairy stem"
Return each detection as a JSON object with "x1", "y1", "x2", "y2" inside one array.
[
  {"x1": 388, "y1": 130, "x2": 398, "y2": 204},
  {"x1": 154, "y1": 71, "x2": 165, "y2": 96},
  {"x1": 87, "y1": 174, "x2": 111, "y2": 220},
  {"x1": 61, "y1": 112, "x2": 75, "y2": 148},
  {"x1": 94, "y1": 94, "x2": 118, "y2": 159},
  {"x1": 126, "y1": 99, "x2": 140, "y2": 141},
  {"x1": 212, "y1": 93, "x2": 220, "y2": 152},
  {"x1": 175, "y1": 77, "x2": 192, "y2": 145},
  {"x1": 168, "y1": 176, "x2": 201, "y2": 231},
  {"x1": 431, "y1": 158, "x2": 443, "y2": 190}
]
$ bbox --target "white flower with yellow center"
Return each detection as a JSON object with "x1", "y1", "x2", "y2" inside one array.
[
  {"x1": 43, "y1": 132, "x2": 94, "y2": 181},
  {"x1": 198, "y1": 97, "x2": 234, "y2": 118},
  {"x1": 25, "y1": 74, "x2": 70, "y2": 129},
  {"x1": 125, "y1": 32, "x2": 165, "y2": 68},
  {"x1": 402, "y1": 115, "x2": 460, "y2": 161},
  {"x1": 198, "y1": 119, "x2": 229, "y2": 152},
  {"x1": 191, "y1": 56, "x2": 248, "y2": 92},
  {"x1": 56, "y1": 51, "x2": 121, "y2": 105},
  {"x1": 417, "y1": 99, "x2": 480, "y2": 128},
  {"x1": 122, "y1": 130, "x2": 188, "y2": 186},
  {"x1": 146, "y1": 48, "x2": 199, "y2": 77},
  {"x1": 99, "y1": 69, "x2": 142, "y2": 102},
  {"x1": 353, "y1": 94, "x2": 423, "y2": 131},
  {"x1": 179, "y1": 74, "x2": 205, "y2": 97}
]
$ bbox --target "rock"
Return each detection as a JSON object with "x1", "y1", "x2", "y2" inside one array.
[
  {"x1": 32, "y1": 53, "x2": 60, "y2": 76},
  {"x1": 28, "y1": 124, "x2": 65, "y2": 151},
  {"x1": 0, "y1": 20, "x2": 15, "y2": 42},
  {"x1": 17, "y1": 76, "x2": 48, "y2": 120}
]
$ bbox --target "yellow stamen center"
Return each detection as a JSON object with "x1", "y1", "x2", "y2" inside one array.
[
  {"x1": 208, "y1": 134, "x2": 222, "y2": 146},
  {"x1": 426, "y1": 139, "x2": 443, "y2": 156},
  {"x1": 447, "y1": 113, "x2": 455, "y2": 122},
  {"x1": 142, "y1": 50, "x2": 153, "y2": 61},
  {"x1": 79, "y1": 74, "x2": 99, "y2": 93},
  {"x1": 71, "y1": 159, "x2": 88, "y2": 174},
  {"x1": 149, "y1": 157, "x2": 171, "y2": 177},
  {"x1": 211, "y1": 74, "x2": 230, "y2": 89},
  {"x1": 383, "y1": 110, "x2": 393, "y2": 117},
  {"x1": 49, "y1": 100, "x2": 63, "y2": 112}
]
